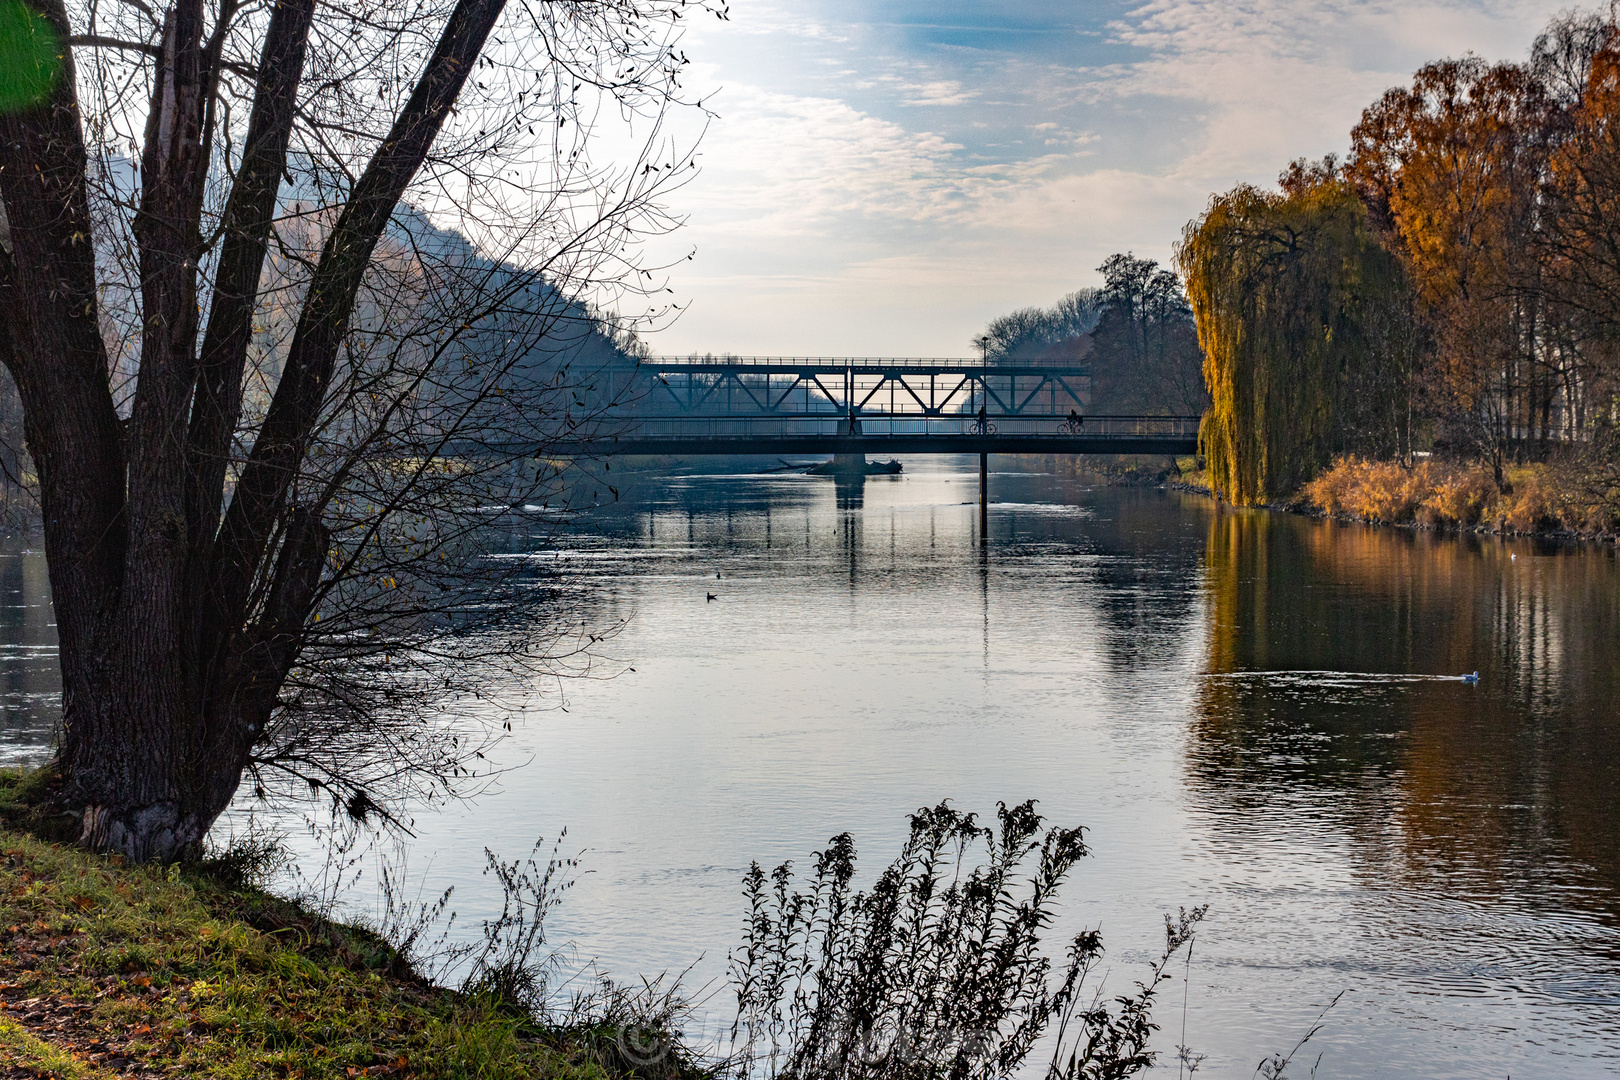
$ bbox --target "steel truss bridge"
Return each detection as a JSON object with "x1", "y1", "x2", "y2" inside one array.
[{"x1": 560, "y1": 357, "x2": 1201, "y2": 457}]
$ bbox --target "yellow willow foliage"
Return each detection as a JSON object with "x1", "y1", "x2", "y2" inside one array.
[{"x1": 1178, "y1": 180, "x2": 1408, "y2": 505}]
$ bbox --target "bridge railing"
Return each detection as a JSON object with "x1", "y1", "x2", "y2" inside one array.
[
  {"x1": 646, "y1": 356, "x2": 987, "y2": 368},
  {"x1": 616, "y1": 414, "x2": 1202, "y2": 440}
]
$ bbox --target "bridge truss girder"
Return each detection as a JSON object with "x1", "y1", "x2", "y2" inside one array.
[{"x1": 641, "y1": 359, "x2": 1091, "y2": 419}]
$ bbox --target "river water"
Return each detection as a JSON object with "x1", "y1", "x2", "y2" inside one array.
[{"x1": 4, "y1": 457, "x2": 1620, "y2": 1077}]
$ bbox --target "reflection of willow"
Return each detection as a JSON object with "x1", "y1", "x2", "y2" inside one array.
[{"x1": 1193, "y1": 509, "x2": 1620, "y2": 914}]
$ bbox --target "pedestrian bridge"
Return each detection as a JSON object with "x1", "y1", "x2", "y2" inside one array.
[{"x1": 554, "y1": 356, "x2": 1201, "y2": 457}]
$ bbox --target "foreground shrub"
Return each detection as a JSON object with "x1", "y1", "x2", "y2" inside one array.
[{"x1": 730, "y1": 801, "x2": 1203, "y2": 1080}]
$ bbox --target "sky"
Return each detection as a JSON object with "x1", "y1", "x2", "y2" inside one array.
[{"x1": 638, "y1": 0, "x2": 1582, "y2": 357}]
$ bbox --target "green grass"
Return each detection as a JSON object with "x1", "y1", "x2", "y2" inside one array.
[
  {"x1": 0, "y1": 1013, "x2": 121, "y2": 1079},
  {"x1": 0, "y1": 769, "x2": 687, "y2": 1080}
]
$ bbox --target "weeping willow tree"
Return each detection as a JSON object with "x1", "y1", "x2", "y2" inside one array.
[{"x1": 1178, "y1": 168, "x2": 1415, "y2": 504}]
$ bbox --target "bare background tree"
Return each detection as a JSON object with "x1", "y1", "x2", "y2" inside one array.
[
  {"x1": 977, "y1": 255, "x2": 1208, "y2": 417},
  {"x1": 0, "y1": 0, "x2": 718, "y2": 860}
]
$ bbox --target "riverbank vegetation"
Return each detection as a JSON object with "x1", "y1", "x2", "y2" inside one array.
[
  {"x1": 1303, "y1": 455, "x2": 1620, "y2": 534},
  {"x1": 0, "y1": 835, "x2": 710, "y2": 1080},
  {"x1": 1, "y1": 770, "x2": 1210, "y2": 1080},
  {"x1": 1177, "y1": 8, "x2": 1620, "y2": 530},
  {"x1": 0, "y1": 767, "x2": 709, "y2": 1080},
  {"x1": 978, "y1": 254, "x2": 1210, "y2": 417}
]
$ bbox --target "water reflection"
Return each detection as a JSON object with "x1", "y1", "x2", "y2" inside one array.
[
  {"x1": 832, "y1": 472, "x2": 865, "y2": 512},
  {"x1": 1193, "y1": 507, "x2": 1620, "y2": 916},
  {"x1": 5, "y1": 465, "x2": 1620, "y2": 1077},
  {"x1": 541, "y1": 472, "x2": 1620, "y2": 1076},
  {"x1": 0, "y1": 537, "x2": 58, "y2": 765}
]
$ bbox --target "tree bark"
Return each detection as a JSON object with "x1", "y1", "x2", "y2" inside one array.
[
  {"x1": 0, "y1": 0, "x2": 132, "y2": 838},
  {"x1": 0, "y1": 0, "x2": 507, "y2": 860},
  {"x1": 209, "y1": 0, "x2": 507, "y2": 636},
  {"x1": 186, "y1": 0, "x2": 316, "y2": 555}
]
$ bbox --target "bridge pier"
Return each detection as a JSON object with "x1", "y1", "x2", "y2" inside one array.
[
  {"x1": 979, "y1": 452, "x2": 988, "y2": 542},
  {"x1": 832, "y1": 415, "x2": 866, "y2": 476}
]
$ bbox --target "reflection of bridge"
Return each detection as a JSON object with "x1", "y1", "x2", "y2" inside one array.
[{"x1": 559, "y1": 357, "x2": 1201, "y2": 457}]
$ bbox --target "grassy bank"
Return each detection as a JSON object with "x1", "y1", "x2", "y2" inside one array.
[
  {"x1": 0, "y1": 774, "x2": 695, "y2": 1080},
  {"x1": 0, "y1": 771, "x2": 1229, "y2": 1080}
]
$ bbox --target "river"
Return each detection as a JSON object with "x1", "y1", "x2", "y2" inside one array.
[{"x1": 3, "y1": 456, "x2": 1619, "y2": 1077}]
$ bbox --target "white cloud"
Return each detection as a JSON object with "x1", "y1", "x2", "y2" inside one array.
[
  {"x1": 897, "y1": 80, "x2": 979, "y2": 107},
  {"x1": 679, "y1": 76, "x2": 1003, "y2": 235},
  {"x1": 642, "y1": 0, "x2": 1583, "y2": 355},
  {"x1": 1102, "y1": 0, "x2": 1573, "y2": 178}
]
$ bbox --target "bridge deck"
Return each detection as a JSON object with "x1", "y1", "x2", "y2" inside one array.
[
  {"x1": 548, "y1": 420, "x2": 1195, "y2": 456},
  {"x1": 502, "y1": 414, "x2": 1201, "y2": 458}
]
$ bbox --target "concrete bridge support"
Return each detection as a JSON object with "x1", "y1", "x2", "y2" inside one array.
[{"x1": 833, "y1": 415, "x2": 867, "y2": 475}]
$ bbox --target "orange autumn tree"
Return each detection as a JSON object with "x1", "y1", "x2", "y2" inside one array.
[
  {"x1": 1542, "y1": 26, "x2": 1620, "y2": 391},
  {"x1": 1183, "y1": 12, "x2": 1620, "y2": 512},
  {"x1": 1347, "y1": 58, "x2": 1558, "y2": 489}
]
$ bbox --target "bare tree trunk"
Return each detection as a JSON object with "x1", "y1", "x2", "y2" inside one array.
[
  {"x1": 0, "y1": 0, "x2": 133, "y2": 840},
  {"x1": 0, "y1": 0, "x2": 506, "y2": 860}
]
